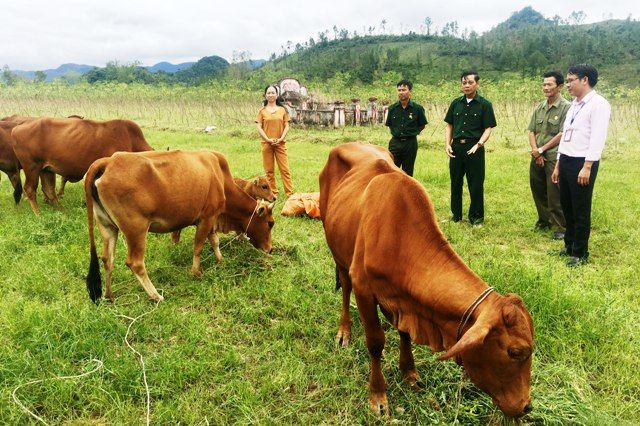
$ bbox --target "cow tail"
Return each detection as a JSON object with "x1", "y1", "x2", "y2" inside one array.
[
  {"x1": 84, "y1": 161, "x2": 106, "y2": 303},
  {"x1": 335, "y1": 264, "x2": 341, "y2": 291}
]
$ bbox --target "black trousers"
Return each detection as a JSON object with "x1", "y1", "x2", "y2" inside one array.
[
  {"x1": 558, "y1": 155, "x2": 599, "y2": 258},
  {"x1": 388, "y1": 136, "x2": 418, "y2": 177},
  {"x1": 450, "y1": 141, "x2": 485, "y2": 223}
]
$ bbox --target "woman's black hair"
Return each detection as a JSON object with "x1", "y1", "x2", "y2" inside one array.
[{"x1": 262, "y1": 85, "x2": 285, "y2": 107}]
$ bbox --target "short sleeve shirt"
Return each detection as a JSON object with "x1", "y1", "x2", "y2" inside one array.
[
  {"x1": 527, "y1": 96, "x2": 570, "y2": 156},
  {"x1": 385, "y1": 100, "x2": 428, "y2": 137},
  {"x1": 444, "y1": 95, "x2": 497, "y2": 139},
  {"x1": 256, "y1": 106, "x2": 290, "y2": 140}
]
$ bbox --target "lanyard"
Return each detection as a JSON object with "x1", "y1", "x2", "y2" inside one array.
[{"x1": 570, "y1": 98, "x2": 590, "y2": 125}]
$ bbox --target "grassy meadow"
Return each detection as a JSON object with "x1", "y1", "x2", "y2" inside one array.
[{"x1": 0, "y1": 83, "x2": 639, "y2": 425}]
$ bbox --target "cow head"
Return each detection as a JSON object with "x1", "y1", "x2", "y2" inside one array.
[
  {"x1": 251, "y1": 176, "x2": 277, "y2": 202},
  {"x1": 246, "y1": 200, "x2": 275, "y2": 253},
  {"x1": 439, "y1": 294, "x2": 534, "y2": 417}
]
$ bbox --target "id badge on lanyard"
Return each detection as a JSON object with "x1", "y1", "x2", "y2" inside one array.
[
  {"x1": 564, "y1": 102, "x2": 584, "y2": 143},
  {"x1": 563, "y1": 129, "x2": 573, "y2": 142}
]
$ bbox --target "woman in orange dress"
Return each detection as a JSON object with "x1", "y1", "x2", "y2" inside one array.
[{"x1": 255, "y1": 85, "x2": 294, "y2": 198}]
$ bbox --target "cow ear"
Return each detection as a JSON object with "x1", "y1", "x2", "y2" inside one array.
[
  {"x1": 502, "y1": 294, "x2": 524, "y2": 328},
  {"x1": 502, "y1": 304, "x2": 518, "y2": 328},
  {"x1": 253, "y1": 178, "x2": 259, "y2": 185},
  {"x1": 256, "y1": 205, "x2": 266, "y2": 217},
  {"x1": 439, "y1": 322, "x2": 491, "y2": 361}
]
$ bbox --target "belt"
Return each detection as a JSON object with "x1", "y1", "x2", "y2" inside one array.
[
  {"x1": 454, "y1": 138, "x2": 479, "y2": 144},
  {"x1": 394, "y1": 135, "x2": 417, "y2": 141}
]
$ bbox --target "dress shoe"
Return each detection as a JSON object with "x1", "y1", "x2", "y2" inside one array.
[
  {"x1": 566, "y1": 256, "x2": 588, "y2": 267},
  {"x1": 552, "y1": 231, "x2": 565, "y2": 240}
]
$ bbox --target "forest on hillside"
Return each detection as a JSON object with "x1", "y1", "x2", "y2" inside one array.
[{"x1": 2, "y1": 7, "x2": 639, "y2": 88}]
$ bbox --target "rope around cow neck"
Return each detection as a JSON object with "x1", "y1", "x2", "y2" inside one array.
[{"x1": 455, "y1": 287, "x2": 495, "y2": 342}]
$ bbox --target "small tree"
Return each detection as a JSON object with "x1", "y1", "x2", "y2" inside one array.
[
  {"x1": 424, "y1": 17, "x2": 433, "y2": 35},
  {"x1": 34, "y1": 70, "x2": 47, "y2": 83},
  {"x1": 1, "y1": 65, "x2": 18, "y2": 86}
]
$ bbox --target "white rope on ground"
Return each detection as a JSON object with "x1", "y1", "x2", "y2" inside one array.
[
  {"x1": 11, "y1": 292, "x2": 161, "y2": 425},
  {"x1": 12, "y1": 358, "x2": 104, "y2": 425},
  {"x1": 112, "y1": 290, "x2": 163, "y2": 426}
]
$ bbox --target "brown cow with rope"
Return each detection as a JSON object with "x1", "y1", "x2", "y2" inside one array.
[
  {"x1": 85, "y1": 150, "x2": 275, "y2": 303},
  {"x1": 319, "y1": 142, "x2": 534, "y2": 417}
]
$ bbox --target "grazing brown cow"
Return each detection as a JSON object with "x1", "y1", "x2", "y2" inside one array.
[
  {"x1": 0, "y1": 121, "x2": 23, "y2": 203},
  {"x1": 234, "y1": 175, "x2": 277, "y2": 202},
  {"x1": 170, "y1": 175, "x2": 275, "y2": 245},
  {"x1": 319, "y1": 142, "x2": 534, "y2": 418},
  {"x1": 1, "y1": 115, "x2": 82, "y2": 199},
  {"x1": 85, "y1": 150, "x2": 274, "y2": 303},
  {"x1": 11, "y1": 117, "x2": 153, "y2": 214}
]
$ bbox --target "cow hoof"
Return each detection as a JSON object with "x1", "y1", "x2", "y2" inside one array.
[
  {"x1": 369, "y1": 394, "x2": 389, "y2": 416},
  {"x1": 335, "y1": 330, "x2": 351, "y2": 347},
  {"x1": 191, "y1": 268, "x2": 203, "y2": 278},
  {"x1": 403, "y1": 372, "x2": 424, "y2": 389},
  {"x1": 151, "y1": 294, "x2": 164, "y2": 302}
]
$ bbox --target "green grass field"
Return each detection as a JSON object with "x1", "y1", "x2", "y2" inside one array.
[{"x1": 0, "y1": 92, "x2": 639, "y2": 424}]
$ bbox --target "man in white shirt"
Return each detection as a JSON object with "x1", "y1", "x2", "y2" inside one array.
[{"x1": 551, "y1": 64, "x2": 611, "y2": 266}]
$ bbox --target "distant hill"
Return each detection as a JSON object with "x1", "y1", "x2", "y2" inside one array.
[
  {"x1": 146, "y1": 61, "x2": 196, "y2": 73},
  {"x1": 254, "y1": 9, "x2": 640, "y2": 86},
  {"x1": 174, "y1": 55, "x2": 229, "y2": 83},
  {"x1": 14, "y1": 63, "x2": 95, "y2": 82},
  {"x1": 246, "y1": 59, "x2": 267, "y2": 69}
]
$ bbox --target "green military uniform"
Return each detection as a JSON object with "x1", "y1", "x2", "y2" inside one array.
[
  {"x1": 444, "y1": 94, "x2": 496, "y2": 224},
  {"x1": 528, "y1": 95, "x2": 570, "y2": 232},
  {"x1": 385, "y1": 100, "x2": 428, "y2": 177}
]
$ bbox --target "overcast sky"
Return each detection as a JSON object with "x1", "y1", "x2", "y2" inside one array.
[{"x1": 2, "y1": 0, "x2": 637, "y2": 70}]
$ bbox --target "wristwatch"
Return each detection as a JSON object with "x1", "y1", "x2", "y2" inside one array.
[
  {"x1": 538, "y1": 147, "x2": 544, "y2": 154},
  {"x1": 477, "y1": 141, "x2": 484, "y2": 147}
]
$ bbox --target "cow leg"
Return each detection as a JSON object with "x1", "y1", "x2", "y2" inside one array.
[
  {"x1": 8, "y1": 171, "x2": 22, "y2": 204},
  {"x1": 97, "y1": 221, "x2": 118, "y2": 302},
  {"x1": 171, "y1": 230, "x2": 181, "y2": 245},
  {"x1": 355, "y1": 292, "x2": 388, "y2": 416},
  {"x1": 57, "y1": 177, "x2": 67, "y2": 197},
  {"x1": 22, "y1": 166, "x2": 41, "y2": 214},
  {"x1": 336, "y1": 266, "x2": 352, "y2": 347},
  {"x1": 207, "y1": 231, "x2": 223, "y2": 263},
  {"x1": 192, "y1": 216, "x2": 216, "y2": 276},
  {"x1": 40, "y1": 171, "x2": 59, "y2": 206},
  {"x1": 399, "y1": 331, "x2": 421, "y2": 387},
  {"x1": 123, "y1": 229, "x2": 164, "y2": 302}
]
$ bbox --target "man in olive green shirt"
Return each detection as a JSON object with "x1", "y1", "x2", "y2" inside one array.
[
  {"x1": 385, "y1": 79, "x2": 428, "y2": 177},
  {"x1": 444, "y1": 70, "x2": 496, "y2": 226},
  {"x1": 528, "y1": 70, "x2": 570, "y2": 239}
]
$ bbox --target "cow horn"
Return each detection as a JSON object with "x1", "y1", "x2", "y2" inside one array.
[{"x1": 439, "y1": 322, "x2": 491, "y2": 361}]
